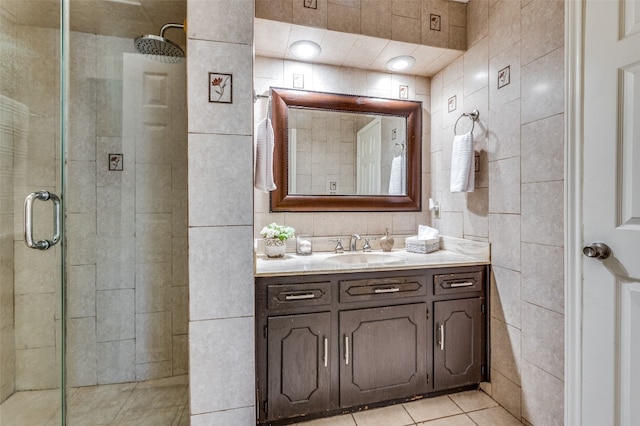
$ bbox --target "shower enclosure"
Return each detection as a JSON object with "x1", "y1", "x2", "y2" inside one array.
[{"x1": 0, "y1": 0, "x2": 188, "y2": 424}]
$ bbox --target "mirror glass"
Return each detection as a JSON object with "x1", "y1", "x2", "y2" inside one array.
[
  {"x1": 270, "y1": 87, "x2": 422, "y2": 212},
  {"x1": 288, "y1": 108, "x2": 407, "y2": 196}
]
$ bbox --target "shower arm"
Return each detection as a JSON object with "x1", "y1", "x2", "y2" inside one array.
[{"x1": 159, "y1": 23, "x2": 185, "y2": 38}]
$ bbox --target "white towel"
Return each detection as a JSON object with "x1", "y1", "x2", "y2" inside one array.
[
  {"x1": 450, "y1": 131, "x2": 475, "y2": 193},
  {"x1": 254, "y1": 117, "x2": 276, "y2": 192},
  {"x1": 388, "y1": 155, "x2": 404, "y2": 195}
]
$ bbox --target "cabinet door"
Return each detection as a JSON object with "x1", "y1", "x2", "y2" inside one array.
[
  {"x1": 267, "y1": 312, "x2": 331, "y2": 421},
  {"x1": 339, "y1": 303, "x2": 427, "y2": 408},
  {"x1": 433, "y1": 298, "x2": 482, "y2": 390}
]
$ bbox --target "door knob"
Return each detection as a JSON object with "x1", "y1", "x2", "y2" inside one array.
[{"x1": 582, "y1": 243, "x2": 611, "y2": 259}]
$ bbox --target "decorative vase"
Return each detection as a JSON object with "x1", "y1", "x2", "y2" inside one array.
[
  {"x1": 264, "y1": 238, "x2": 287, "y2": 258},
  {"x1": 380, "y1": 228, "x2": 395, "y2": 252}
]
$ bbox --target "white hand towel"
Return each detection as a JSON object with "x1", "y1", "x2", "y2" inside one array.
[
  {"x1": 254, "y1": 117, "x2": 276, "y2": 192},
  {"x1": 388, "y1": 155, "x2": 404, "y2": 195},
  {"x1": 450, "y1": 131, "x2": 475, "y2": 193}
]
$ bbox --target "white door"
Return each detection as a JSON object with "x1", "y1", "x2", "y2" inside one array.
[
  {"x1": 356, "y1": 117, "x2": 381, "y2": 195},
  {"x1": 581, "y1": 0, "x2": 640, "y2": 424}
]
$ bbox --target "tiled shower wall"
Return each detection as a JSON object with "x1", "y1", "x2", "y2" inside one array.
[
  {"x1": 255, "y1": 0, "x2": 467, "y2": 50},
  {"x1": 430, "y1": 0, "x2": 565, "y2": 424},
  {"x1": 254, "y1": 57, "x2": 433, "y2": 240},
  {"x1": 64, "y1": 33, "x2": 188, "y2": 386}
]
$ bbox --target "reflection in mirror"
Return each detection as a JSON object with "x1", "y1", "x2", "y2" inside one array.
[
  {"x1": 270, "y1": 88, "x2": 422, "y2": 212},
  {"x1": 288, "y1": 108, "x2": 407, "y2": 196}
]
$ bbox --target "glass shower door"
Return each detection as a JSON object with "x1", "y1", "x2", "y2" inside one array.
[{"x1": 0, "y1": 0, "x2": 65, "y2": 423}]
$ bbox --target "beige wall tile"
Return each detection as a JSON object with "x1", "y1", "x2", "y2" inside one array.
[
  {"x1": 521, "y1": 47, "x2": 564, "y2": 125},
  {"x1": 15, "y1": 346, "x2": 58, "y2": 390},
  {"x1": 489, "y1": 41, "x2": 520, "y2": 106},
  {"x1": 135, "y1": 262, "x2": 170, "y2": 313},
  {"x1": 135, "y1": 214, "x2": 172, "y2": 263},
  {"x1": 361, "y1": 0, "x2": 392, "y2": 39},
  {"x1": 521, "y1": 242, "x2": 563, "y2": 314},
  {"x1": 450, "y1": 25, "x2": 467, "y2": 50},
  {"x1": 463, "y1": 36, "x2": 488, "y2": 96},
  {"x1": 15, "y1": 293, "x2": 55, "y2": 349},
  {"x1": 521, "y1": 113, "x2": 564, "y2": 183},
  {"x1": 188, "y1": 226, "x2": 254, "y2": 321},
  {"x1": 488, "y1": 0, "x2": 521, "y2": 59},
  {"x1": 172, "y1": 335, "x2": 188, "y2": 376},
  {"x1": 491, "y1": 318, "x2": 521, "y2": 386},
  {"x1": 421, "y1": 0, "x2": 450, "y2": 49},
  {"x1": 450, "y1": 2, "x2": 467, "y2": 27},
  {"x1": 96, "y1": 289, "x2": 135, "y2": 342},
  {"x1": 522, "y1": 302, "x2": 564, "y2": 380},
  {"x1": 171, "y1": 286, "x2": 189, "y2": 336},
  {"x1": 67, "y1": 265, "x2": 96, "y2": 318},
  {"x1": 97, "y1": 340, "x2": 135, "y2": 384},
  {"x1": 467, "y1": 0, "x2": 489, "y2": 48},
  {"x1": 521, "y1": 0, "x2": 564, "y2": 66},
  {"x1": 190, "y1": 406, "x2": 256, "y2": 426},
  {"x1": 294, "y1": 0, "x2": 328, "y2": 28},
  {"x1": 488, "y1": 213, "x2": 520, "y2": 271},
  {"x1": 255, "y1": 0, "x2": 293, "y2": 22},
  {"x1": 188, "y1": 133, "x2": 253, "y2": 227},
  {"x1": 488, "y1": 157, "x2": 520, "y2": 214},
  {"x1": 135, "y1": 360, "x2": 172, "y2": 381},
  {"x1": 136, "y1": 312, "x2": 172, "y2": 363},
  {"x1": 463, "y1": 187, "x2": 488, "y2": 238},
  {"x1": 392, "y1": 15, "x2": 421, "y2": 44},
  {"x1": 96, "y1": 237, "x2": 135, "y2": 290},
  {"x1": 189, "y1": 317, "x2": 255, "y2": 414},
  {"x1": 187, "y1": 0, "x2": 253, "y2": 44},
  {"x1": 490, "y1": 369, "x2": 522, "y2": 420},
  {"x1": 491, "y1": 266, "x2": 521, "y2": 328},
  {"x1": 66, "y1": 317, "x2": 97, "y2": 387},
  {"x1": 521, "y1": 360, "x2": 564, "y2": 426},
  {"x1": 488, "y1": 99, "x2": 520, "y2": 161},
  {"x1": 521, "y1": 181, "x2": 563, "y2": 246},
  {"x1": 186, "y1": 40, "x2": 253, "y2": 135},
  {"x1": 328, "y1": 3, "x2": 361, "y2": 34},
  {"x1": 393, "y1": 0, "x2": 421, "y2": 17}
]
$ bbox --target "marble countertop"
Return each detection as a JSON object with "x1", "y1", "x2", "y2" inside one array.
[{"x1": 255, "y1": 236, "x2": 490, "y2": 277}]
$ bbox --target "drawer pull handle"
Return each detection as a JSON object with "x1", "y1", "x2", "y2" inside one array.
[
  {"x1": 323, "y1": 337, "x2": 328, "y2": 368},
  {"x1": 439, "y1": 324, "x2": 445, "y2": 351},
  {"x1": 345, "y1": 335, "x2": 349, "y2": 365},
  {"x1": 449, "y1": 281, "x2": 474, "y2": 288},
  {"x1": 374, "y1": 287, "x2": 400, "y2": 294},
  {"x1": 284, "y1": 293, "x2": 316, "y2": 300}
]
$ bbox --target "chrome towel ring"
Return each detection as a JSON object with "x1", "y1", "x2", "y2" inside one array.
[{"x1": 454, "y1": 109, "x2": 480, "y2": 135}]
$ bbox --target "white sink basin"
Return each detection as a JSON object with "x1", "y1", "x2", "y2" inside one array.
[{"x1": 326, "y1": 252, "x2": 402, "y2": 265}]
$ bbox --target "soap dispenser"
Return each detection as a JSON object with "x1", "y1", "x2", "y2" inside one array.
[{"x1": 380, "y1": 228, "x2": 394, "y2": 252}]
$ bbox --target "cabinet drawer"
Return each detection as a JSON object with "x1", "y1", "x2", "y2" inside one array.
[
  {"x1": 434, "y1": 271, "x2": 483, "y2": 295},
  {"x1": 339, "y1": 275, "x2": 426, "y2": 303},
  {"x1": 267, "y1": 282, "x2": 332, "y2": 309}
]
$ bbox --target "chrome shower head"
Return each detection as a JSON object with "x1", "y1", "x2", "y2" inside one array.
[{"x1": 135, "y1": 23, "x2": 185, "y2": 63}]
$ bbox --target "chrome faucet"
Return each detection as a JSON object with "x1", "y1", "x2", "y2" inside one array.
[{"x1": 349, "y1": 234, "x2": 361, "y2": 251}]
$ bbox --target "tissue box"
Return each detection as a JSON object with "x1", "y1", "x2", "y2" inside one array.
[{"x1": 405, "y1": 236, "x2": 440, "y2": 254}]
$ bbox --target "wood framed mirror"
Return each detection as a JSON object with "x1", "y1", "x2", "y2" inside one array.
[{"x1": 269, "y1": 87, "x2": 422, "y2": 212}]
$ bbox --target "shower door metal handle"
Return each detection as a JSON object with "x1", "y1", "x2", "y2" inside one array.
[{"x1": 24, "y1": 191, "x2": 61, "y2": 250}]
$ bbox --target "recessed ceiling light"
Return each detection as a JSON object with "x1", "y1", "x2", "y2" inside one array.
[
  {"x1": 289, "y1": 40, "x2": 321, "y2": 60},
  {"x1": 386, "y1": 55, "x2": 416, "y2": 71}
]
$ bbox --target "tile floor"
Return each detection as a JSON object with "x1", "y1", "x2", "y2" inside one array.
[
  {"x1": 0, "y1": 375, "x2": 189, "y2": 426},
  {"x1": 1, "y1": 381, "x2": 522, "y2": 426},
  {"x1": 291, "y1": 390, "x2": 524, "y2": 426}
]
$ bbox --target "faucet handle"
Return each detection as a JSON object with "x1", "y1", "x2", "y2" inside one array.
[
  {"x1": 362, "y1": 237, "x2": 376, "y2": 252},
  {"x1": 330, "y1": 238, "x2": 344, "y2": 253}
]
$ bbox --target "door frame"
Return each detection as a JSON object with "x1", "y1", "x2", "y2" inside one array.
[{"x1": 565, "y1": 1, "x2": 585, "y2": 425}]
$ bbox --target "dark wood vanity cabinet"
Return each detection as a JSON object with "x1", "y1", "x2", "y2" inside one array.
[
  {"x1": 339, "y1": 303, "x2": 428, "y2": 408},
  {"x1": 256, "y1": 266, "x2": 488, "y2": 425},
  {"x1": 266, "y1": 312, "x2": 332, "y2": 420}
]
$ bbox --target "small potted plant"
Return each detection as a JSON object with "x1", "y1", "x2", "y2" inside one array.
[{"x1": 260, "y1": 223, "x2": 295, "y2": 258}]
